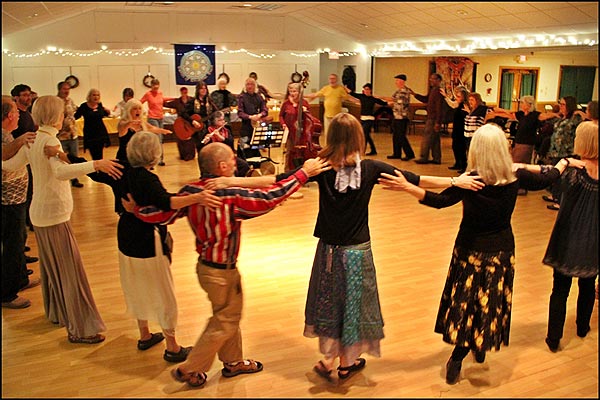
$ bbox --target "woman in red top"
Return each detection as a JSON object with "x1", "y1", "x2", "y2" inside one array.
[{"x1": 140, "y1": 79, "x2": 174, "y2": 166}]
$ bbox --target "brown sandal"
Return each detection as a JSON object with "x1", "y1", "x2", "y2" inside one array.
[
  {"x1": 68, "y1": 334, "x2": 105, "y2": 344},
  {"x1": 171, "y1": 368, "x2": 207, "y2": 388},
  {"x1": 313, "y1": 360, "x2": 333, "y2": 381}
]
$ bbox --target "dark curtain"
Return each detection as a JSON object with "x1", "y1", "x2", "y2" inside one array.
[
  {"x1": 520, "y1": 72, "x2": 537, "y2": 97},
  {"x1": 500, "y1": 72, "x2": 514, "y2": 109}
]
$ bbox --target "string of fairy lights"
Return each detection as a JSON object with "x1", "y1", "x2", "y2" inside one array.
[
  {"x1": 1, "y1": 46, "x2": 359, "y2": 59},
  {"x1": 2, "y1": 33, "x2": 596, "y2": 59}
]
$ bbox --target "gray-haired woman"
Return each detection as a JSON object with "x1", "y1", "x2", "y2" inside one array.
[
  {"x1": 3, "y1": 95, "x2": 123, "y2": 344},
  {"x1": 117, "y1": 131, "x2": 214, "y2": 361}
]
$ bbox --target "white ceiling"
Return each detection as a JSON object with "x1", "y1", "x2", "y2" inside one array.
[{"x1": 2, "y1": 1, "x2": 598, "y2": 50}]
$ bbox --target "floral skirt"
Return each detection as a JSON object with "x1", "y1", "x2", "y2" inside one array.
[
  {"x1": 434, "y1": 246, "x2": 515, "y2": 352},
  {"x1": 304, "y1": 240, "x2": 383, "y2": 361}
]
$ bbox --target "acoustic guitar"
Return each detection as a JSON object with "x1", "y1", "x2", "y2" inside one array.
[{"x1": 173, "y1": 107, "x2": 232, "y2": 141}]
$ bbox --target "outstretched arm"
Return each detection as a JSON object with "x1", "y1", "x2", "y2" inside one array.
[
  {"x1": 379, "y1": 170, "x2": 426, "y2": 200},
  {"x1": 419, "y1": 172, "x2": 485, "y2": 191}
]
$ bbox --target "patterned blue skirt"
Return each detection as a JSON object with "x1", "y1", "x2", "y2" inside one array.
[{"x1": 304, "y1": 240, "x2": 384, "y2": 361}]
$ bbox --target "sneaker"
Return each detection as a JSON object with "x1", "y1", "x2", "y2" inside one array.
[
  {"x1": 1, "y1": 296, "x2": 31, "y2": 309},
  {"x1": 164, "y1": 346, "x2": 192, "y2": 362},
  {"x1": 221, "y1": 359, "x2": 263, "y2": 377},
  {"x1": 19, "y1": 277, "x2": 41, "y2": 291},
  {"x1": 445, "y1": 358, "x2": 462, "y2": 385}
]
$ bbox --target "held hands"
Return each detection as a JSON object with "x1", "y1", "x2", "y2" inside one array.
[
  {"x1": 44, "y1": 144, "x2": 62, "y2": 159},
  {"x1": 192, "y1": 189, "x2": 222, "y2": 211},
  {"x1": 204, "y1": 177, "x2": 233, "y2": 190},
  {"x1": 121, "y1": 193, "x2": 136, "y2": 213},
  {"x1": 301, "y1": 157, "x2": 332, "y2": 177},
  {"x1": 18, "y1": 132, "x2": 36, "y2": 148},
  {"x1": 93, "y1": 159, "x2": 124, "y2": 180},
  {"x1": 378, "y1": 170, "x2": 412, "y2": 191},
  {"x1": 566, "y1": 157, "x2": 586, "y2": 169},
  {"x1": 453, "y1": 172, "x2": 485, "y2": 191}
]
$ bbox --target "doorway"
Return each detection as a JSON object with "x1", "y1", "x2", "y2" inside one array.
[{"x1": 499, "y1": 68, "x2": 539, "y2": 110}]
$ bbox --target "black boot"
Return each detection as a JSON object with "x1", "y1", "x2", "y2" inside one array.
[{"x1": 445, "y1": 358, "x2": 462, "y2": 384}]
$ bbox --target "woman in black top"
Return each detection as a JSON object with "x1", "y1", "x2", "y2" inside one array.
[
  {"x1": 181, "y1": 81, "x2": 218, "y2": 152},
  {"x1": 346, "y1": 83, "x2": 388, "y2": 155},
  {"x1": 304, "y1": 113, "x2": 485, "y2": 381},
  {"x1": 116, "y1": 131, "x2": 216, "y2": 362},
  {"x1": 74, "y1": 88, "x2": 111, "y2": 160},
  {"x1": 379, "y1": 123, "x2": 578, "y2": 385},
  {"x1": 441, "y1": 86, "x2": 470, "y2": 172}
]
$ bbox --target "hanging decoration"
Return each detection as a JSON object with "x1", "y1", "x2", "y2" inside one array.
[
  {"x1": 142, "y1": 66, "x2": 156, "y2": 88},
  {"x1": 434, "y1": 57, "x2": 476, "y2": 94},
  {"x1": 174, "y1": 44, "x2": 215, "y2": 85},
  {"x1": 64, "y1": 66, "x2": 79, "y2": 88}
]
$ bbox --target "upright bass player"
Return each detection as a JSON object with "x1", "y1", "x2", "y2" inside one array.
[{"x1": 279, "y1": 80, "x2": 322, "y2": 173}]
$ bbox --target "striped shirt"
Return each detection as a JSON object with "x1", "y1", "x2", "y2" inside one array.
[
  {"x1": 464, "y1": 105, "x2": 488, "y2": 138},
  {"x1": 134, "y1": 169, "x2": 308, "y2": 265}
]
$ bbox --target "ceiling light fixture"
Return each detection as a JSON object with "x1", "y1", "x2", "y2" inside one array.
[{"x1": 456, "y1": 10, "x2": 468, "y2": 16}]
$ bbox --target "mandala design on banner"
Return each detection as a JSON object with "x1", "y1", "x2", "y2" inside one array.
[{"x1": 178, "y1": 50, "x2": 214, "y2": 82}]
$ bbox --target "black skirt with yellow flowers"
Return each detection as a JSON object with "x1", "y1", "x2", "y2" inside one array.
[{"x1": 434, "y1": 246, "x2": 515, "y2": 352}]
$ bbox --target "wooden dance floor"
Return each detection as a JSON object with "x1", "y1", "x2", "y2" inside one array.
[{"x1": 2, "y1": 130, "x2": 597, "y2": 398}]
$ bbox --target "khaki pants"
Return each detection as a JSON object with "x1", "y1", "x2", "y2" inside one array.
[{"x1": 180, "y1": 263, "x2": 243, "y2": 373}]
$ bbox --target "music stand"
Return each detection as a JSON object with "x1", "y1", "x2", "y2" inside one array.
[{"x1": 246, "y1": 123, "x2": 285, "y2": 166}]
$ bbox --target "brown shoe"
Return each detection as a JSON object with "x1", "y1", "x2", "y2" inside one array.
[
  {"x1": 19, "y1": 277, "x2": 41, "y2": 291},
  {"x1": 221, "y1": 359, "x2": 263, "y2": 377},
  {"x1": 68, "y1": 333, "x2": 105, "y2": 344},
  {"x1": 171, "y1": 368, "x2": 207, "y2": 388},
  {"x1": 1, "y1": 296, "x2": 31, "y2": 309}
]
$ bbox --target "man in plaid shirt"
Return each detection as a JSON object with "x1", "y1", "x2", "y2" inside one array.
[{"x1": 124, "y1": 142, "x2": 329, "y2": 387}]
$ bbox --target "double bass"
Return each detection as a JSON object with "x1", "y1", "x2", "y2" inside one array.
[{"x1": 287, "y1": 71, "x2": 322, "y2": 171}]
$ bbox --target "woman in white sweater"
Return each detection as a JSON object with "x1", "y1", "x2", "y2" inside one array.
[{"x1": 2, "y1": 95, "x2": 122, "y2": 344}]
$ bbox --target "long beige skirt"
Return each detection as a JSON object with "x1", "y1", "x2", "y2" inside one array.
[
  {"x1": 34, "y1": 221, "x2": 106, "y2": 338},
  {"x1": 118, "y1": 229, "x2": 178, "y2": 329}
]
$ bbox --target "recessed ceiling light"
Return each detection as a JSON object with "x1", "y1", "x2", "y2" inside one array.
[
  {"x1": 360, "y1": 23, "x2": 369, "y2": 28},
  {"x1": 456, "y1": 10, "x2": 468, "y2": 16}
]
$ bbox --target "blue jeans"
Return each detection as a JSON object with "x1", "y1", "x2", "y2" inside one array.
[{"x1": 147, "y1": 118, "x2": 164, "y2": 162}]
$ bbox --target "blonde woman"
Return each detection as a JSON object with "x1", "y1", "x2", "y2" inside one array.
[
  {"x1": 2, "y1": 95, "x2": 123, "y2": 343},
  {"x1": 303, "y1": 113, "x2": 484, "y2": 381},
  {"x1": 116, "y1": 99, "x2": 171, "y2": 163},
  {"x1": 543, "y1": 121, "x2": 598, "y2": 352},
  {"x1": 74, "y1": 88, "x2": 112, "y2": 160},
  {"x1": 378, "y1": 123, "x2": 579, "y2": 384}
]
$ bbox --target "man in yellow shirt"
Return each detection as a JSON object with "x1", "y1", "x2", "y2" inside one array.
[{"x1": 306, "y1": 73, "x2": 350, "y2": 146}]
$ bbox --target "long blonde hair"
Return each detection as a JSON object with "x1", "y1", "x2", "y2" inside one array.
[
  {"x1": 121, "y1": 99, "x2": 149, "y2": 129},
  {"x1": 317, "y1": 112, "x2": 365, "y2": 167},
  {"x1": 467, "y1": 124, "x2": 516, "y2": 185}
]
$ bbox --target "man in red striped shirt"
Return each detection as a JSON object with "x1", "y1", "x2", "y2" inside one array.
[{"x1": 125, "y1": 142, "x2": 329, "y2": 388}]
